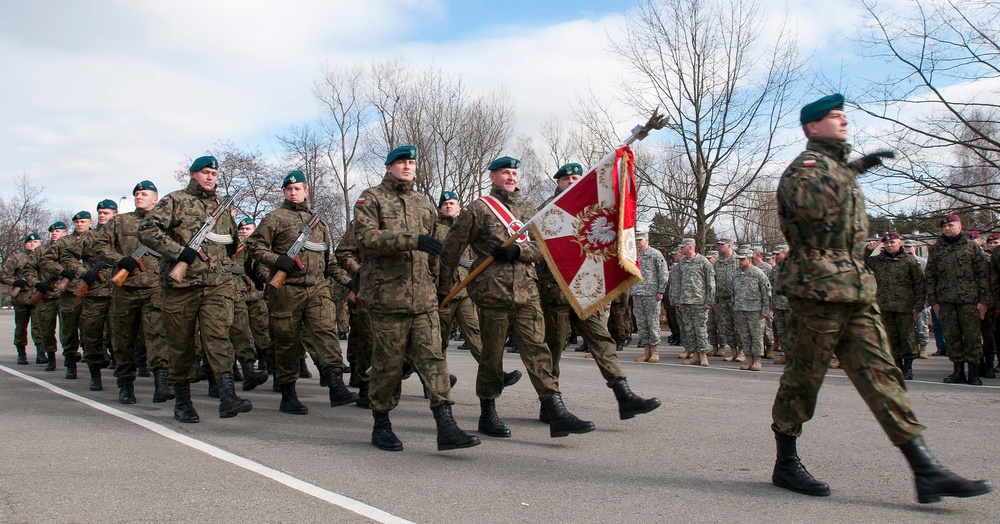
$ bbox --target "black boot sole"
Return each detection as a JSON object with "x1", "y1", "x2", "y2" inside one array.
[
  {"x1": 330, "y1": 393, "x2": 359, "y2": 407},
  {"x1": 279, "y1": 404, "x2": 309, "y2": 415},
  {"x1": 917, "y1": 482, "x2": 993, "y2": 504},
  {"x1": 772, "y1": 475, "x2": 831, "y2": 496},
  {"x1": 219, "y1": 402, "x2": 253, "y2": 418},
  {"x1": 620, "y1": 398, "x2": 662, "y2": 420},
  {"x1": 478, "y1": 423, "x2": 511, "y2": 438},
  {"x1": 372, "y1": 438, "x2": 403, "y2": 451},
  {"x1": 438, "y1": 437, "x2": 481, "y2": 451},
  {"x1": 550, "y1": 422, "x2": 595, "y2": 438},
  {"x1": 502, "y1": 370, "x2": 522, "y2": 388}
]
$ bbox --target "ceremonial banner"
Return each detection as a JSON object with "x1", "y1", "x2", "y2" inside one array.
[{"x1": 530, "y1": 146, "x2": 642, "y2": 319}]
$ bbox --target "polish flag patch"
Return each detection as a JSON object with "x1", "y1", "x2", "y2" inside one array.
[
  {"x1": 356, "y1": 198, "x2": 366, "y2": 204},
  {"x1": 802, "y1": 160, "x2": 816, "y2": 167}
]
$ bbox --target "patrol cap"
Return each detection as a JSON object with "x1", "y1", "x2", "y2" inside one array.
[
  {"x1": 488, "y1": 156, "x2": 520, "y2": 171},
  {"x1": 716, "y1": 237, "x2": 733, "y2": 245},
  {"x1": 967, "y1": 230, "x2": 980, "y2": 239},
  {"x1": 282, "y1": 170, "x2": 307, "y2": 189},
  {"x1": 72, "y1": 211, "x2": 91, "y2": 221},
  {"x1": 24, "y1": 233, "x2": 41, "y2": 243},
  {"x1": 772, "y1": 243, "x2": 789, "y2": 254},
  {"x1": 190, "y1": 155, "x2": 218, "y2": 172},
  {"x1": 735, "y1": 248, "x2": 753, "y2": 259},
  {"x1": 97, "y1": 199, "x2": 118, "y2": 211},
  {"x1": 438, "y1": 190, "x2": 459, "y2": 208},
  {"x1": 940, "y1": 214, "x2": 961, "y2": 226},
  {"x1": 738, "y1": 244, "x2": 751, "y2": 251},
  {"x1": 705, "y1": 250, "x2": 719, "y2": 258},
  {"x1": 752, "y1": 246, "x2": 764, "y2": 254},
  {"x1": 903, "y1": 239, "x2": 917, "y2": 247},
  {"x1": 238, "y1": 217, "x2": 255, "y2": 226},
  {"x1": 800, "y1": 93, "x2": 845, "y2": 125},
  {"x1": 554, "y1": 163, "x2": 583, "y2": 179},
  {"x1": 133, "y1": 180, "x2": 157, "y2": 194},
  {"x1": 635, "y1": 230, "x2": 648, "y2": 240},
  {"x1": 679, "y1": 238, "x2": 696, "y2": 248},
  {"x1": 385, "y1": 145, "x2": 417, "y2": 165},
  {"x1": 49, "y1": 221, "x2": 67, "y2": 232},
  {"x1": 669, "y1": 248, "x2": 680, "y2": 255},
  {"x1": 882, "y1": 231, "x2": 901, "y2": 242}
]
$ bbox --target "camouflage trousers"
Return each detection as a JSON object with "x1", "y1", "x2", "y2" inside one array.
[
  {"x1": 543, "y1": 303, "x2": 625, "y2": 386},
  {"x1": 607, "y1": 297, "x2": 633, "y2": 341},
  {"x1": 913, "y1": 307, "x2": 930, "y2": 346},
  {"x1": 12, "y1": 303, "x2": 33, "y2": 347},
  {"x1": 633, "y1": 295, "x2": 661, "y2": 347},
  {"x1": 882, "y1": 310, "x2": 917, "y2": 360},
  {"x1": 369, "y1": 311, "x2": 452, "y2": 412},
  {"x1": 479, "y1": 304, "x2": 559, "y2": 401},
  {"x1": 662, "y1": 296, "x2": 679, "y2": 335},
  {"x1": 763, "y1": 313, "x2": 774, "y2": 348},
  {"x1": 773, "y1": 308, "x2": 790, "y2": 351},
  {"x1": 347, "y1": 302, "x2": 372, "y2": 383},
  {"x1": 734, "y1": 310, "x2": 764, "y2": 357},
  {"x1": 266, "y1": 280, "x2": 344, "y2": 385},
  {"x1": 111, "y1": 286, "x2": 167, "y2": 380},
  {"x1": 707, "y1": 307, "x2": 719, "y2": 346},
  {"x1": 714, "y1": 300, "x2": 737, "y2": 348},
  {"x1": 161, "y1": 282, "x2": 235, "y2": 385},
  {"x1": 57, "y1": 294, "x2": 83, "y2": 357},
  {"x1": 32, "y1": 298, "x2": 58, "y2": 352},
  {"x1": 771, "y1": 299, "x2": 923, "y2": 446},
  {"x1": 247, "y1": 297, "x2": 270, "y2": 351},
  {"x1": 981, "y1": 310, "x2": 995, "y2": 361},
  {"x1": 334, "y1": 297, "x2": 350, "y2": 334},
  {"x1": 937, "y1": 303, "x2": 983, "y2": 364},
  {"x1": 678, "y1": 305, "x2": 710, "y2": 352},
  {"x1": 230, "y1": 296, "x2": 256, "y2": 365},
  {"x1": 80, "y1": 296, "x2": 110, "y2": 366},
  {"x1": 439, "y1": 295, "x2": 482, "y2": 362}
]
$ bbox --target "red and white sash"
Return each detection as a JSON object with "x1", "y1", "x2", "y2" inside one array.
[{"x1": 480, "y1": 195, "x2": 529, "y2": 243}]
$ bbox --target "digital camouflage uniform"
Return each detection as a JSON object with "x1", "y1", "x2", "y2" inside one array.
[
  {"x1": 713, "y1": 253, "x2": 739, "y2": 349},
  {"x1": 633, "y1": 245, "x2": 668, "y2": 348},
  {"x1": 435, "y1": 212, "x2": 482, "y2": 361},
  {"x1": 769, "y1": 262, "x2": 790, "y2": 351},
  {"x1": 61, "y1": 226, "x2": 115, "y2": 367},
  {"x1": 354, "y1": 173, "x2": 453, "y2": 412},
  {"x1": 671, "y1": 254, "x2": 715, "y2": 354},
  {"x1": 732, "y1": 264, "x2": 770, "y2": 357},
  {"x1": 925, "y1": 232, "x2": 990, "y2": 365},
  {"x1": 755, "y1": 259, "x2": 775, "y2": 348},
  {"x1": 1, "y1": 249, "x2": 38, "y2": 355},
  {"x1": 771, "y1": 136, "x2": 922, "y2": 446},
  {"x1": 864, "y1": 246, "x2": 926, "y2": 361},
  {"x1": 41, "y1": 231, "x2": 87, "y2": 362}
]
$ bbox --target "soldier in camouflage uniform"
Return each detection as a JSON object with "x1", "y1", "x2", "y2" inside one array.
[
  {"x1": 138, "y1": 156, "x2": 251, "y2": 423},
  {"x1": 246, "y1": 170, "x2": 357, "y2": 415},
  {"x1": 334, "y1": 221, "x2": 374, "y2": 407},
  {"x1": 28, "y1": 223, "x2": 67, "y2": 368},
  {"x1": 732, "y1": 248, "x2": 770, "y2": 371},
  {"x1": 672, "y1": 238, "x2": 715, "y2": 366},
  {"x1": 354, "y1": 146, "x2": 479, "y2": 452},
  {"x1": 441, "y1": 155, "x2": 594, "y2": 440},
  {"x1": 607, "y1": 291, "x2": 633, "y2": 351},
  {"x1": 752, "y1": 247, "x2": 775, "y2": 355},
  {"x1": 40, "y1": 211, "x2": 93, "y2": 379},
  {"x1": 1, "y1": 233, "x2": 43, "y2": 365},
  {"x1": 903, "y1": 240, "x2": 931, "y2": 359},
  {"x1": 633, "y1": 230, "x2": 668, "y2": 363},
  {"x1": 864, "y1": 232, "x2": 926, "y2": 380},
  {"x1": 769, "y1": 244, "x2": 790, "y2": 365},
  {"x1": 237, "y1": 219, "x2": 273, "y2": 381},
  {"x1": 711, "y1": 239, "x2": 741, "y2": 361},
  {"x1": 925, "y1": 214, "x2": 991, "y2": 385},
  {"x1": 228, "y1": 217, "x2": 269, "y2": 392},
  {"x1": 704, "y1": 250, "x2": 720, "y2": 350},
  {"x1": 770, "y1": 93, "x2": 990, "y2": 503},
  {"x1": 985, "y1": 233, "x2": 1000, "y2": 378},
  {"x1": 664, "y1": 249, "x2": 682, "y2": 345},
  {"x1": 93, "y1": 180, "x2": 172, "y2": 403}
]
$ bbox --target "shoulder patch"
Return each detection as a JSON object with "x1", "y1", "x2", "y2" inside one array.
[
  {"x1": 802, "y1": 160, "x2": 816, "y2": 167},
  {"x1": 356, "y1": 198, "x2": 366, "y2": 204},
  {"x1": 461, "y1": 207, "x2": 468, "y2": 214}
]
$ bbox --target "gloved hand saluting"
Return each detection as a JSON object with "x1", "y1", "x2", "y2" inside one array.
[{"x1": 859, "y1": 150, "x2": 895, "y2": 172}]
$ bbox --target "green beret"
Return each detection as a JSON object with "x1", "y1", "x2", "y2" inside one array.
[
  {"x1": 72, "y1": 211, "x2": 91, "y2": 221},
  {"x1": 239, "y1": 217, "x2": 255, "y2": 226},
  {"x1": 133, "y1": 180, "x2": 157, "y2": 194},
  {"x1": 189, "y1": 155, "x2": 218, "y2": 172},
  {"x1": 488, "y1": 156, "x2": 520, "y2": 171},
  {"x1": 554, "y1": 163, "x2": 584, "y2": 179},
  {"x1": 48, "y1": 221, "x2": 67, "y2": 232},
  {"x1": 97, "y1": 199, "x2": 118, "y2": 211},
  {"x1": 800, "y1": 93, "x2": 844, "y2": 125},
  {"x1": 24, "y1": 233, "x2": 41, "y2": 243},
  {"x1": 385, "y1": 145, "x2": 417, "y2": 165},
  {"x1": 282, "y1": 170, "x2": 307, "y2": 188},
  {"x1": 438, "y1": 191, "x2": 459, "y2": 207}
]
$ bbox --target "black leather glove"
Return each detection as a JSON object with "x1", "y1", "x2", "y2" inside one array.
[
  {"x1": 60, "y1": 269, "x2": 76, "y2": 280},
  {"x1": 177, "y1": 247, "x2": 199, "y2": 265},
  {"x1": 492, "y1": 244, "x2": 521, "y2": 262},
  {"x1": 81, "y1": 270, "x2": 98, "y2": 285},
  {"x1": 12, "y1": 279, "x2": 27, "y2": 289},
  {"x1": 118, "y1": 256, "x2": 139, "y2": 273},
  {"x1": 417, "y1": 235, "x2": 443, "y2": 256},
  {"x1": 35, "y1": 281, "x2": 51, "y2": 294},
  {"x1": 438, "y1": 293, "x2": 448, "y2": 304},
  {"x1": 859, "y1": 150, "x2": 895, "y2": 171},
  {"x1": 274, "y1": 255, "x2": 297, "y2": 274},
  {"x1": 345, "y1": 279, "x2": 354, "y2": 290}
]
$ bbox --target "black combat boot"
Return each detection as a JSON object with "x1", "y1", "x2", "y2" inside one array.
[
  {"x1": 899, "y1": 435, "x2": 993, "y2": 503},
  {"x1": 36, "y1": 347, "x2": 48, "y2": 365},
  {"x1": 206, "y1": 372, "x2": 220, "y2": 399},
  {"x1": 372, "y1": 411, "x2": 403, "y2": 451},
  {"x1": 136, "y1": 360, "x2": 150, "y2": 377},
  {"x1": 193, "y1": 358, "x2": 207, "y2": 383},
  {"x1": 256, "y1": 348, "x2": 268, "y2": 371},
  {"x1": 299, "y1": 359, "x2": 312, "y2": 379},
  {"x1": 901, "y1": 359, "x2": 914, "y2": 381},
  {"x1": 502, "y1": 370, "x2": 522, "y2": 388},
  {"x1": 771, "y1": 432, "x2": 831, "y2": 496},
  {"x1": 44, "y1": 352, "x2": 56, "y2": 371},
  {"x1": 356, "y1": 380, "x2": 370, "y2": 409},
  {"x1": 943, "y1": 361, "x2": 966, "y2": 384},
  {"x1": 542, "y1": 394, "x2": 595, "y2": 438},
  {"x1": 217, "y1": 373, "x2": 253, "y2": 418},
  {"x1": 117, "y1": 377, "x2": 136, "y2": 405},
  {"x1": 64, "y1": 355, "x2": 77, "y2": 379},
  {"x1": 611, "y1": 379, "x2": 662, "y2": 420},
  {"x1": 966, "y1": 362, "x2": 982, "y2": 386},
  {"x1": 478, "y1": 399, "x2": 511, "y2": 437},
  {"x1": 172, "y1": 381, "x2": 200, "y2": 423},
  {"x1": 278, "y1": 382, "x2": 308, "y2": 415},
  {"x1": 15, "y1": 345, "x2": 28, "y2": 365},
  {"x1": 271, "y1": 372, "x2": 280, "y2": 392},
  {"x1": 88, "y1": 363, "x2": 103, "y2": 391},
  {"x1": 231, "y1": 362, "x2": 243, "y2": 381},
  {"x1": 326, "y1": 368, "x2": 358, "y2": 407},
  {"x1": 348, "y1": 369, "x2": 360, "y2": 388},
  {"x1": 433, "y1": 404, "x2": 481, "y2": 451},
  {"x1": 107, "y1": 353, "x2": 116, "y2": 370},
  {"x1": 152, "y1": 368, "x2": 175, "y2": 403},
  {"x1": 240, "y1": 360, "x2": 268, "y2": 391},
  {"x1": 980, "y1": 356, "x2": 996, "y2": 378}
]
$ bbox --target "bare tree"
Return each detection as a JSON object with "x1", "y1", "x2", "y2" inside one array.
[
  {"x1": 0, "y1": 173, "x2": 50, "y2": 265},
  {"x1": 727, "y1": 176, "x2": 782, "y2": 249}
]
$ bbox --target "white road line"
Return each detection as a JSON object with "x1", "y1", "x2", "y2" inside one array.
[{"x1": 0, "y1": 364, "x2": 413, "y2": 524}]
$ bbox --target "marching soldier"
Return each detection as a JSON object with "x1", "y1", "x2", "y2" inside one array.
[
  {"x1": 864, "y1": 232, "x2": 926, "y2": 380},
  {"x1": 731, "y1": 248, "x2": 770, "y2": 371},
  {"x1": 29, "y1": 222, "x2": 67, "y2": 368},
  {"x1": 236, "y1": 218, "x2": 273, "y2": 385},
  {"x1": 227, "y1": 216, "x2": 269, "y2": 392},
  {"x1": 40, "y1": 211, "x2": 93, "y2": 379},
  {"x1": 335, "y1": 221, "x2": 373, "y2": 407},
  {"x1": 1, "y1": 233, "x2": 43, "y2": 365}
]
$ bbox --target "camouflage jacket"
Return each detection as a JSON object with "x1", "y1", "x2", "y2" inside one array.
[
  {"x1": 732, "y1": 265, "x2": 771, "y2": 312},
  {"x1": 775, "y1": 137, "x2": 877, "y2": 303},
  {"x1": 633, "y1": 246, "x2": 668, "y2": 297},
  {"x1": 667, "y1": 261, "x2": 682, "y2": 304},
  {"x1": 27, "y1": 245, "x2": 61, "y2": 300},
  {"x1": 991, "y1": 251, "x2": 1000, "y2": 309},
  {"x1": 93, "y1": 209, "x2": 162, "y2": 289},
  {"x1": 769, "y1": 262, "x2": 789, "y2": 310},
  {"x1": 40, "y1": 230, "x2": 89, "y2": 295},
  {"x1": 334, "y1": 223, "x2": 365, "y2": 311},
  {"x1": 925, "y1": 232, "x2": 990, "y2": 305},
  {"x1": 1, "y1": 250, "x2": 38, "y2": 306},
  {"x1": 864, "y1": 247, "x2": 926, "y2": 312},
  {"x1": 353, "y1": 173, "x2": 439, "y2": 314},
  {"x1": 674, "y1": 254, "x2": 715, "y2": 305},
  {"x1": 61, "y1": 226, "x2": 115, "y2": 298},
  {"x1": 441, "y1": 183, "x2": 543, "y2": 309},
  {"x1": 435, "y1": 213, "x2": 471, "y2": 302},
  {"x1": 247, "y1": 199, "x2": 349, "y2": 288},
  {"x1": 713, "y1": 254, "x2": 738, "y2": 302},
  {"x1": 234, "y1": 237, "x2": 264, "y2": 303},
  {"x1": 756, "y1": 260, "x2": 773, "y2": 275},
  {"x1": 137, "y1": 179, "x2": 238, "y2": 288}
]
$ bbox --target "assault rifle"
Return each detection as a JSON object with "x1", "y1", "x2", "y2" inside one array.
[
  {"x1": 111, "y1": 244, "x2": 161, "y2": 287},
  {"x1": 167, "y1": 193, "x2": 237, "y2": 284},
  {"x1": 269, "y1": 214, "x2": 321, "y2": 289},
  {"x1": 73, "y1": 261, "x2": 109, "y2": 297}
]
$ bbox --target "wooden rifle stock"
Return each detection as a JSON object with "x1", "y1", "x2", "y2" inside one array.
[
  {"x1": 167, "y1": 260, "x2": 189, "y2": 284},
  {"x1": 268, "y1": 255, "x2": 303, "y2": 290},
  {"x1": 111, "y1": 268, "x2": 130, "y2": 287},
  {"x1": 9, "y1": 286, "x2": 21, "y2": 298}
]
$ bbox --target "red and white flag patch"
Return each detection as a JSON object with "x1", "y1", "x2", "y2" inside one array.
[{"x1": 803, "y1": 160, "x2": 816, "y2": 167}]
